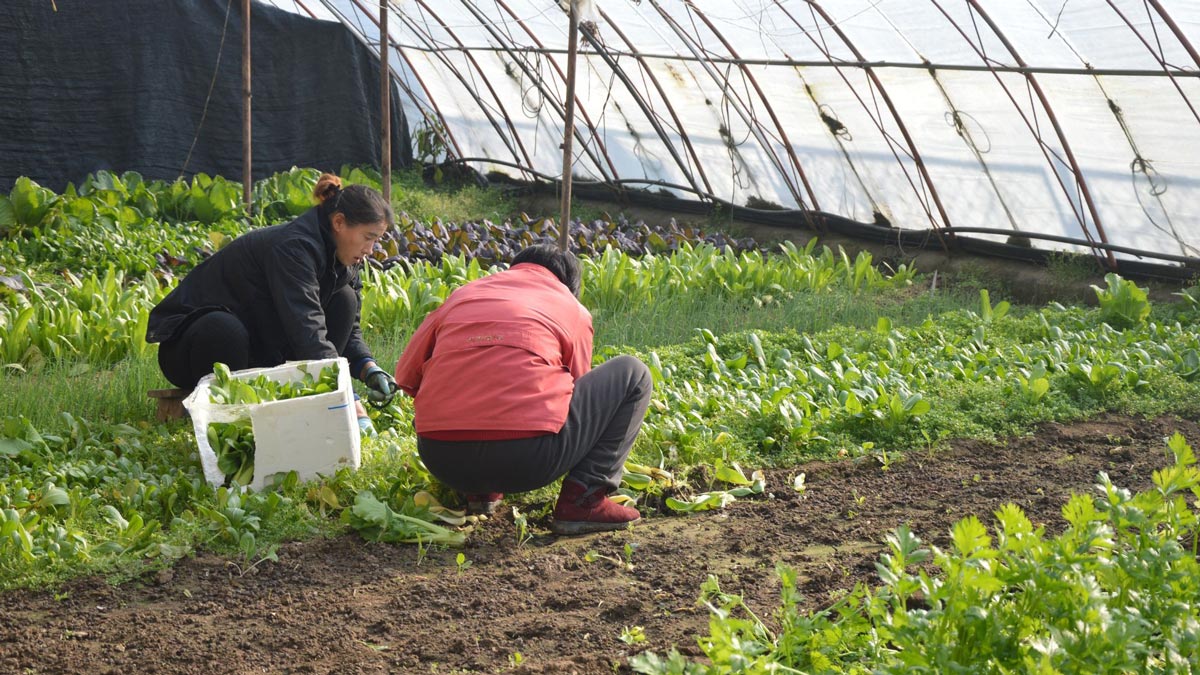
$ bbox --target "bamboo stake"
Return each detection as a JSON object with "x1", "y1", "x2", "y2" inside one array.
[
  {"x1": 242, "y1": 0, "x2": 252, "y2": 214},
  {"x1": 380, "y1": 0, "x2": 391, "y2": 203},
  {"x1": 557, "y1": 0, "x2": 580, "y2": 251}
]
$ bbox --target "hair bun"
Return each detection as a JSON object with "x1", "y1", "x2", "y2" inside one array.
[{"x1": 313, "y1": 173, "x2": 344, "y2": 204}]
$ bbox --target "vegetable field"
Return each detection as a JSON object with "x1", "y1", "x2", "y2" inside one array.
[{"x1": 3, "y1": 169, "x2": 1200, "y2": 674}]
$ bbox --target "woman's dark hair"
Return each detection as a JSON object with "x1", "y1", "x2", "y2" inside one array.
[
  {"x1": 511, "y1": 244, "x2": 581, "y2": 297},
  {"x1": 314, "y1": 173, "x2": 394, "y2": 228}
]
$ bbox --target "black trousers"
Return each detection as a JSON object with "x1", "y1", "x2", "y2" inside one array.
[
  {"x1": 157, "y1": 286, "x2": 356, "y2": 389},
  {"x1": 417, "y1": 355, "x2": 653, "y2": 494}
]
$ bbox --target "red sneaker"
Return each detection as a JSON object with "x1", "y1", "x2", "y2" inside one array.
[
  {"x1": 551, "y1": 479, "x2": 641, "y2": 535},
  {"x1": 465, "y1": 492, "x2": 504, "y2": 515}
]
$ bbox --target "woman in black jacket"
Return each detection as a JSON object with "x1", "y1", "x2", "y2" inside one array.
[{"x1": 146, "y1": 174, "x2": 396, "y2": 425}]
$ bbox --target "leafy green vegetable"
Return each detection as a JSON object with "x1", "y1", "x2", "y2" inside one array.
[
  {"x1": 342, "y1": 491, "x2": 465, "y2": 547},
  {"x1": 208, "y1": 420, "x2": 255, "y2": 487},
  {"x1": 208, "y1": 361, "x2": 340, "y2": 405},
  {"x1": 1092, "y1": 272, "x2": 1151, "y2": 328},
  {"x1": 633, "y1": 434, "x2": 1200, "y2": 674},
  {"x1": 3, "y1": 166, "x2": 1200, "y2": 601},
  {"x1": 8, "y1": 177, "x2": 56, "y2": 228},
  {"x1": 202, "y1": 362, "x2": 342, "y2": 487}
]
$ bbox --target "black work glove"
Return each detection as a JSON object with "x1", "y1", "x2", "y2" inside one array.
[{"x1": 363, "y1": 365, "x2": 397, "y2": 405}]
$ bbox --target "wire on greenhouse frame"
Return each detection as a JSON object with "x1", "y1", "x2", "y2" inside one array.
[
  {"x1": 965, "y1": 0, "x2": 1116, "y2": 267},
  {"x1": 456, "y1": 0, "x2": 612, "y2": 178},
  {"x1": 660, "y1": 0, "x2": 814, "y2": 209},
  {"x1": 595, "y1": 5, "x2": 715, "y2": 197},
  {"x1": 399, "y1": 1, "x2": 530, "y2": 169},
  {"x1": 311, "y1": 0, "x2": 461, "y2": 161},
  {"x1": 1021, "y1": 0, "x2": 1195, "y2": 258},
  {"x1": 1105, "y1": 0, "x2": 1200, "y2": 125},
  {"x1": 927, "y1": 0, "x2": 1112, "y2": 268},
  {"x1": 179, "y1": 0, "x2": 234, "y2": 179},
  {"x1": 567, "y1": 23, "x2": 622, "y2": 182},
  {"x1": 776, "y1": 0, "x2": 950, "y2": 241},
  {"x1": 489, "y1": 0, "x2": 619, "y2": 183},
  {"x1": 366, "y1": 41, "x2": 1200, "y2": 77},
  {"x1": 419, "y1": 0, "x2": 535, "y2": 171}
]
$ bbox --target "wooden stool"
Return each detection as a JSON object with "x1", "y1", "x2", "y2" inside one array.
[{"x1": 148, "y1": 388, "x2": 191, "y2": 422}]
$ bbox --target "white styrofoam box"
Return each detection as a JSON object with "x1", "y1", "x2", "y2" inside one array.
[{"x1": 184, "y1": 357, "x2": 360, "y2": 491}]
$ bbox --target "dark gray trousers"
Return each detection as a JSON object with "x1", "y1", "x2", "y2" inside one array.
[
  {"x1": 417, "y1": 355, "x2": 653, "y2": 495},
  {"x1": 158, "y1": 286, "x2": 356, "y2": 389}
]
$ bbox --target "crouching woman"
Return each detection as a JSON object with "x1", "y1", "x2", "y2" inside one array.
[
  {"x1": 146, "y1": 174, "x2": 397, "y2": 424},
  {"x1": 393, "y1": 245, "x2": 652, "y2": 534}
]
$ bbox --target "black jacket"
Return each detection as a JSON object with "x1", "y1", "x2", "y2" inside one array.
[{"x1": 146, "y1": 207, "x2": 373, "y2": 369}]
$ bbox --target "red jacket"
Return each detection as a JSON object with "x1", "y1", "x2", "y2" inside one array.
[{"x1": 393, "y1": 263, "x2": 593, "y2": 438}]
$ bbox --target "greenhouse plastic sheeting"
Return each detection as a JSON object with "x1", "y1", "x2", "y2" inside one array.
[
  {"x1": 272, "y1": 0, "x2": 1199, "y2": 264},
  {"x1": 0, "y1": 0, "x2": 410, "y2": 193}
]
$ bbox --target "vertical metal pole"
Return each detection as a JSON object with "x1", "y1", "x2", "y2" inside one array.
[
  {"x1": 558, "y1": 0, "x2": 579, "y2": 251},
  {"x1": 343, "y1": 0, "x2": 464, "y2": 160},
  {"x1": 380, "y1": 0, "x2": 391, "y2": 203},
  {"x1": 241, "y1": 0, "x2": 252, "y2": 214}
]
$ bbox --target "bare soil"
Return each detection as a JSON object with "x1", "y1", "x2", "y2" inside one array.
[{"x1": 2, "y1": 413, "x2": 1196, "y2": 675}]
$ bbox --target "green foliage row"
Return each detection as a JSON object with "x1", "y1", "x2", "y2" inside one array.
[
  {"x1": 1, "y1": 266, "x2": 1198, "y2": 590},
  {"x1": 2, "y1": 192, "x2": 1198, "y2": 599},
  {"x1": 630, "y1": 288, "x2": 1200, "y2": 470},
  {"x1": 1, "y1": 172, "x2": 252, "y2": 277},
  {"x1": 2, "y1": 240, "x2": 915, "y2": 371},
  {"x1": 0, "y1": 267, "x2": 158, "y2": 368},
  {"x1": 1, "y1": 414, "x2": 225, "y2": 583},
  {"x1": 0, "y1": 166, "x2": 751, "y2": 280},
  {"x1": 580, "y1": 239, "x2": 915, "y2": 315},
  {"x1": 0, "y1": 409, "x2": 455, "y2": 588},
  {"x1": 632, "y1": 434, "x2": 1200, "y2": 674}
]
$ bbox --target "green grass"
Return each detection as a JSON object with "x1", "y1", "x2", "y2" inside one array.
[
  {"x1": 385, "y1": 167, "x2": 647, "y2": 227},
  {"x1": 4, "y1": 165, "x2": 1199, "y2": 592},
  {"x1": 0, "y1": 285, "x2": 979, "y2": 430},
  {"x1": 593, "y1": 286, "x2": 979, "y2": 349},
  {"x1": 1, "y1": 357, "x2": 165, "y2": 429},
  {"x1": 389, "y1": 169, "x2": 515, "y2": 225},
  {"x1": 3, "y1": 277, "x2": 1199, "y2": 590}
]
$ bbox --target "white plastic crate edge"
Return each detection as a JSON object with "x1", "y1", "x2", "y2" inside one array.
[{"x1": 183, "y1": 357, "x2": 361, "y2": 490}]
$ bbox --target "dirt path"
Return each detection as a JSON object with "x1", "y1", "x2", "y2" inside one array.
[{"x1": 2, "y1": 413, "x2": 1195, "y2": 675}]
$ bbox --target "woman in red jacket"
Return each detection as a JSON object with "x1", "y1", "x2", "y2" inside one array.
[{"x1": 394, "y1": 245, "x2": 651, "y2": 535}]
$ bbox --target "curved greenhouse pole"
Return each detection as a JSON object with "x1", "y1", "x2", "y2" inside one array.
[
  {"x1": 489, "y1": 0, "x2": 620, "y2": 183},
  {"x1": 406, "y1": 0, "x2": 534, "y2": 170},
  {"x1": 455, "y1": 0, "x2": 614, "y2": 183},
  {"x1": 390, "y1": 9, "x2": 514, "y2": 161},
  {"x1": 596, "y1": 6, "x2": 715, "y2": 198},
  {"x1": 1105, "y1": 0, "x2": 1200, "y2": 126},
  {"x1": 297, "y1": 0, "x2": 458, "y2": 157},
  {"x1": 572, "y1": 24, "x2": 709, "y2": 200},
  {"x1": 646, "y1": 0, "x2": 809, "y2": 209},
  {"x1": 682, "y1": 1, "x2": 821, "y2": 211},
  {"x1": 778, "y1": 0, "x2": 951, "y2": 242},
  {"x1": 772, "y1": 0, "x2": 950, "y2": 239},
  {"x1": 930, "y1": 70, "x2": 1023, "y2": 233},
  {"x1": 962, "y1": 0, "x2": 1115, "y2": 269},
  {"x1": 929, "y1": 0, "x2": 1115, "y2": 269},
  {"x1": 866, "y1": 2, "x2": 1026, "y2": 233},
  {"x1": 1017, "y1": 1, "x2": 1193, "y2": 257},
  {"x1": 333, "y1": 0, "x2": 463, "y2": 159},
  {"x1": 290, "y1": 0, "x2": 319, "y2": 18},
  {"x1": 1147, "y1": 0, "x2": 1200, "y2": 68}
]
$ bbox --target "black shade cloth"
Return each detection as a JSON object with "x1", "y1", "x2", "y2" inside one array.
[{"x1": 0, "y1": 0, "x2": 411, "y2": 192}]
